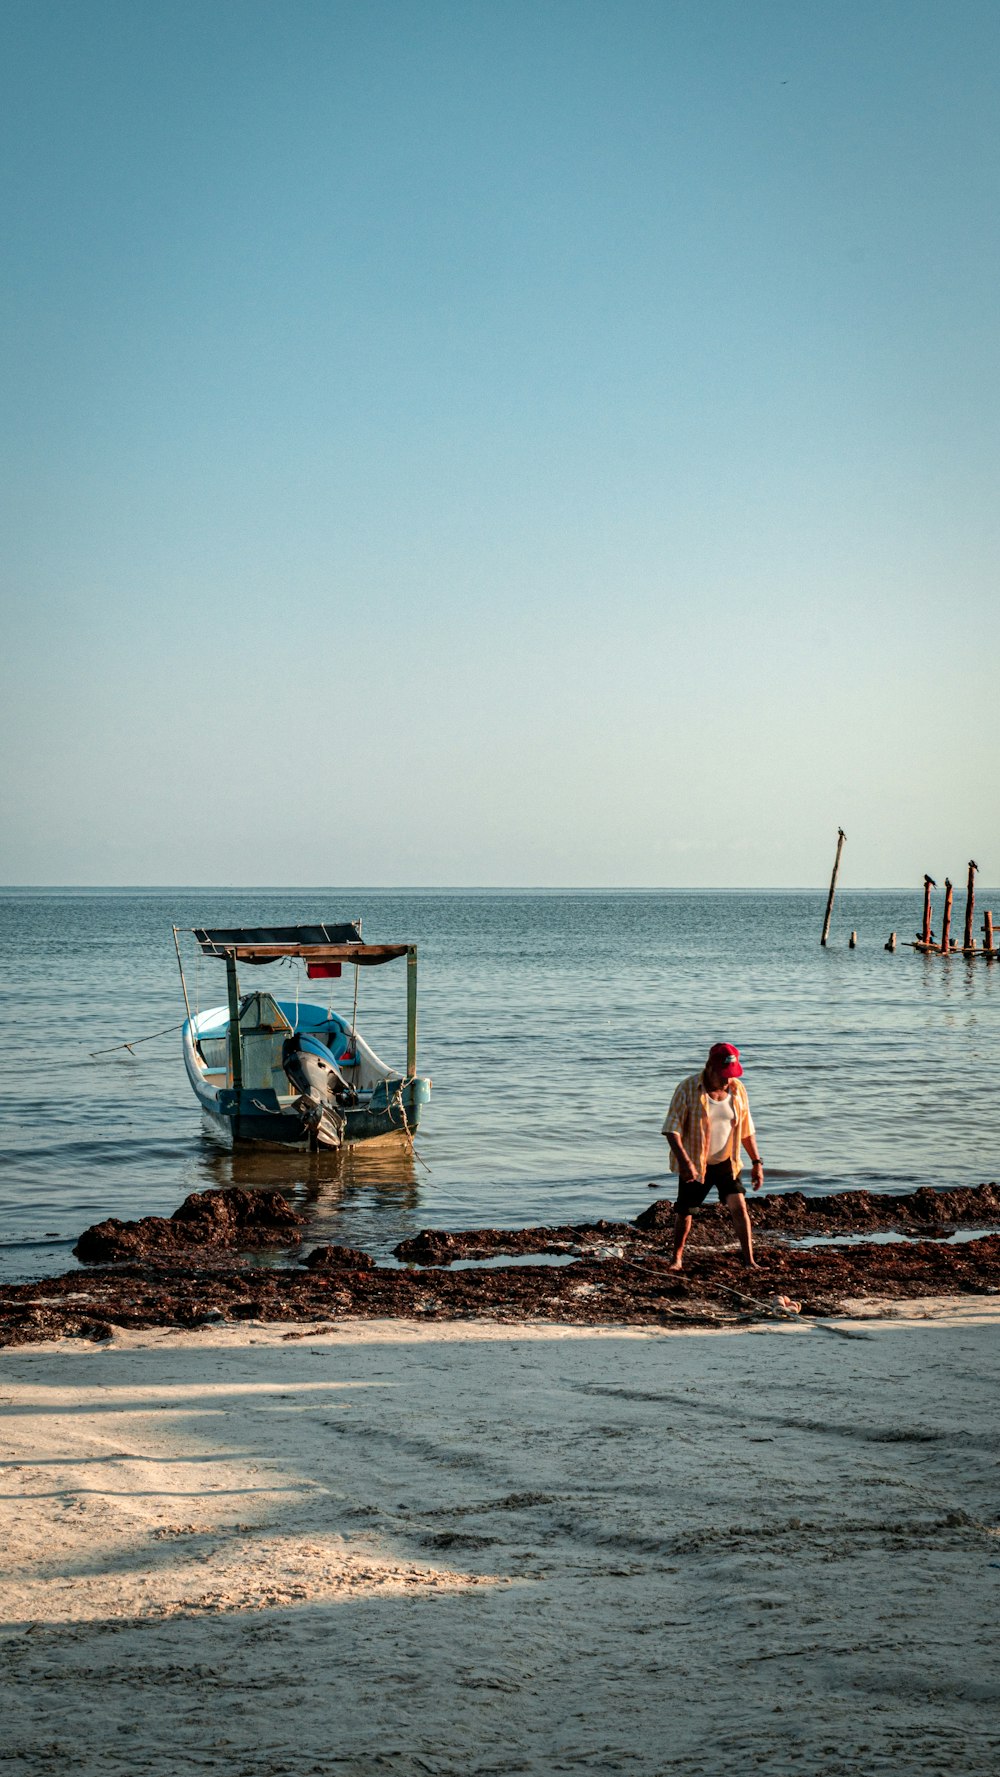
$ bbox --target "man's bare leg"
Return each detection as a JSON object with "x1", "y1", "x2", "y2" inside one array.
[
  {"x1": 668, "y1": 1211, "x2": 693, "y2": 1271},
  {"x1": 724, "y1": 1193, "x2": 758, "y2": 1267}
]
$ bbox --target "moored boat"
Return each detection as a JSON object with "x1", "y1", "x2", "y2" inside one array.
[{"x1": 174, "y1": 922, "x2": 431, "y2": 1148}]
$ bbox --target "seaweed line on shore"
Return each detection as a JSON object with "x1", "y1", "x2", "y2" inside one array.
[{"x1": 2, "y1": 1184, "x2": 999, "y2": 1347}]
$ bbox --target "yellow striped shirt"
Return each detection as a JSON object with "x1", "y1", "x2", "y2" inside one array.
[{"x1": 661, "y1": 1073, "x2": 756, "y2": 1179}]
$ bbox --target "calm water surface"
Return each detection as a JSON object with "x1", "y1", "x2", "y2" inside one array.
[{"x1": 1, "y1": 888, "x2": 997, "y2": 1283}]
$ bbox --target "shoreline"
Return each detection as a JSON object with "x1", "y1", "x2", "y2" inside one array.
[
  {"x1": 4, "y1": 1209, "x2": 1000, "y2": 1346},
  {"x1": 5, "y1": 1242, "x2": 1000, "y2": 1346}
]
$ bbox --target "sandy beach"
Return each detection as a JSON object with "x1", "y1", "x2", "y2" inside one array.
[{"x1": 3, "y1": 1305, "x2": 999, "y2": 1776}]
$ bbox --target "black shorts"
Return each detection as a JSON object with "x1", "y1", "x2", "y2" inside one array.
[{"x1": 675, "y1": 1161, "x2": 745, "y2": 1215}]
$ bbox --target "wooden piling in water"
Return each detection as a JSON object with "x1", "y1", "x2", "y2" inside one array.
[
  {"x1": 940, "y1": 879, "x2": 954, "y2": 953},
  {"x1": 908, "y1": 865, "x2": 991, "y2": 957},
  {"x1": 963, "y1": 859, "x2": 978, "y2": 951},
  {"x1": 919, "y1": 874, "x2": 935, "y2": 946},
  {"x1": 820, "y1": 827, "x2": 846, "y2": 947}
]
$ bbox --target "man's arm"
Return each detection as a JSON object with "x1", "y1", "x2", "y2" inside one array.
[
  {"x1": 665, "y1": 1131, "x2": 699, "y2": 1183},
  {"x1": 742, "y1": 1129, "x2": 764, "y2": 1192}
]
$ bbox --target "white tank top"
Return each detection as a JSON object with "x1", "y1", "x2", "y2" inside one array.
[{"x1": 706, "y1": 1092, "x2": 736, "y2": 1163}]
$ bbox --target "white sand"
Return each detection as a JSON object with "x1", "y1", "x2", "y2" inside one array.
[{"x1": 2, "y1": 1305, "x2": 999, "y2": 1776}]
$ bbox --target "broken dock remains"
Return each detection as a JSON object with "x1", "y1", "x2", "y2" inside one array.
[{"x1": 908, "y1": 859, "x2": 996, "y2": 958}]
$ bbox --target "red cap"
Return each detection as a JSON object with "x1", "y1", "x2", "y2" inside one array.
[{"x1": 707, "y1": 1042, "x2": 743, "y2": 1078}]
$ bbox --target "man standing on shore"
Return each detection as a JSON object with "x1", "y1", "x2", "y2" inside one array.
[{"x1": 662, "y1": 1043, "x2": 764, "y2": 1270}]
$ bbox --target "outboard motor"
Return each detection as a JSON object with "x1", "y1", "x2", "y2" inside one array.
[{"x1": 282, "y1": 1034, "x2": 356, "y2": 1150}]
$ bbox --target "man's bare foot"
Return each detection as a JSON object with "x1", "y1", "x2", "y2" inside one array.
[
  {"x1": 667, "y1": 1258, "x2": 683, "y2": 1272},
  {"x1": 743, "y1": 1259, "x2": 761, "y2": 1269}
]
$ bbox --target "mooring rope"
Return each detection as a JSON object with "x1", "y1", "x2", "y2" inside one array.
[
  {"x1": 712, "y1": 1277, "x2": 872, "y2": 1336},
  {"x1": 387, "y1": 1081, "x2": 433, "y2": 1173},
  {"x1": 88, "y1": 1022, "x2": 185, "y2": 1058}
]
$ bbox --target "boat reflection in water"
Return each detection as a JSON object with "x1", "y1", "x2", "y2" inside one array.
[{"x1": 197, "y1": 1132, "x2": 421, "y2": 1259}]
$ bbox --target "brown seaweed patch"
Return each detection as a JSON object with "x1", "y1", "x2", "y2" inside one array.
[
  {"x1": 300, "y1": 1245, "x2": 376, "y2": 1271},
  {"x1": 2, "y1": 1229, "x2": 1000, "y2": 1348},
  {"x1": 73, "y1": 1188, "x2": 304, "y2": 1263}
]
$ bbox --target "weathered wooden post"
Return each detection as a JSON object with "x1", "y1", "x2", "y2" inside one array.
[
  {"x1": 940, "y1": 879, "x2": 954, "y2": 953},
  {"x1": 984, "y1": 911, "x2": 995, "y2": 953},
  {"x1": 919, "y1": 875, "x2": 935, "y2": 946},
  {"x1": 963, "y1": 859, "x2": 978, "y2": 951},
  {"x1": 885, "y1": 932, "x2": 896, "y2": 951},
  {"x1": 820, "y1": 827, "x2": 846, "y2": 947}
]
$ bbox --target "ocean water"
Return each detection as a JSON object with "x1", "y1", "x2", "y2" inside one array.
[{"x1": 1, "y1": 887, "x2": 998, "y2": 1284}]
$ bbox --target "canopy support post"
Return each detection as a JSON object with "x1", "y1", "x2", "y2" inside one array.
[
  {"x1": 350, "y1": 915, "x2": 362, "y2": 1039},
  {"x1": 172, "y1": 926, "x2": 193, "y2": 1028},
  {"x1": 406, "y1": 947, "x2": 418, "y2": 1077},
  {"x1": 225, "y1": 950, "x2": 244, "y2": 1110}
]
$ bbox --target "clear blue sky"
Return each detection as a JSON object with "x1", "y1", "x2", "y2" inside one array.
[{"x1": 2, "y1": 0, "x2": 997, "y2": 885}]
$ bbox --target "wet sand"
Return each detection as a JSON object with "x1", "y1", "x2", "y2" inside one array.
[{"x1": 2, "y1": 1308, "x2": 999, "y2": 1776}]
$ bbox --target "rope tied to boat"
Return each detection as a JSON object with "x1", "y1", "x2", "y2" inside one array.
[
  {"x1": 387, "y1": 1081, "x2": 432, "y2": 1173},
  {"x1": 88, "y1": 1022, "x2": 185, "y2": 1058}
]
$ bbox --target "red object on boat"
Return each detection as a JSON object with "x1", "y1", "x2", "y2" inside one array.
[{"x1": 306, "y1": 962, "x2": 342, "y2": 979}]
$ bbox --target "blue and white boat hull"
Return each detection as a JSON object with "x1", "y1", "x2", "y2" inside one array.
[{"x1": 182, "y1": 999, "x2": 431, "y2": 1149}]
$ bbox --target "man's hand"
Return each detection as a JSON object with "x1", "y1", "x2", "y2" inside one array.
[
  {"x1": 750, "y1": 1159, "x2": 764, "y2": 1192},
  {"x1": 672, "y1": 1147, "x2": 698, "y2": 1186}
]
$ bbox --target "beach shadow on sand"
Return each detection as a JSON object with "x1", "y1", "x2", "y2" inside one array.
[{"x1": 2, "y1": 1317, "x2": 999, "y2": 1776}]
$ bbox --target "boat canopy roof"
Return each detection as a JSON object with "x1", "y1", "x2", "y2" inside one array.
[{"x1": 191, "y1": 923, "x2": 411, "y2": 967}]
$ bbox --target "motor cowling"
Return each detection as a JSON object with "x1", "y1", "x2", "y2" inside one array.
[{"x1": 281, "y1": 1034, "x2": 355, "y2": 1150}]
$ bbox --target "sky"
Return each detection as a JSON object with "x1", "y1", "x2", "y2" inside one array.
[{"x1": 1, "y1": 0, "x2": 998, "y2": 887}]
